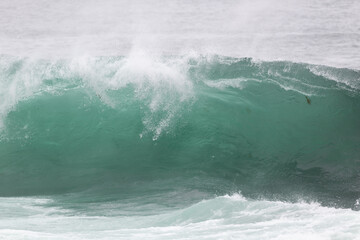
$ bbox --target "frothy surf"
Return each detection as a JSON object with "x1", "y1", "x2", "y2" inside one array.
[{"x1": 1, "y1": 194, "x2": 360, "y2": 240}]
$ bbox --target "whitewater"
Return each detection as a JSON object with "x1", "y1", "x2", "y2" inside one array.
[{"x1": 0, "y1": 0, "x2": 360, "y2": 239}]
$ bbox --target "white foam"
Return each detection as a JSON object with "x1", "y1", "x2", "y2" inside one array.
[
  {"x1": 0, "y1": 52, "x2": 194, "y2": 139},
  {"x1": 1, "y1": 194, "x2": 359, "y2": 240},
  {"x1": 75, "y1": 48, "x2": 194, "y2": 139},
  {"x1": 0, "y1": 57, "x2": 57, "y2": 129},
  {"x1": 308, "y1": 66, "x2": 360, "y2": 91},
  {"x1": 203, "y1": 77, "x2": 260, "y2": 90}
]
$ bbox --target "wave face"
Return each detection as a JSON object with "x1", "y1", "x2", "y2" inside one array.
[{"x1": 0, "y1": 54, "x2": 360, "y2": 210}]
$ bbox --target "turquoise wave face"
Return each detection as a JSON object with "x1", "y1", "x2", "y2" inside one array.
[{"x1": 0, "y1": 55, "x2": 359, "y2": 209}]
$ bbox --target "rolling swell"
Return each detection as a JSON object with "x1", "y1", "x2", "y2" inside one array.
[{"x1": 0, "y1": 54, "x2": 359, "y2": 209}]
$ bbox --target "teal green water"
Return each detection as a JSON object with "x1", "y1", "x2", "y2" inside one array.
[{"x1": 0, "y1": 55, "x2": 359, "y2": 210}]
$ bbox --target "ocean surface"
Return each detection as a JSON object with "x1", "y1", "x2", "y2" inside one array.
[{"x1": 0, "y1": 0, "x2": 360, "y2": 239}]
